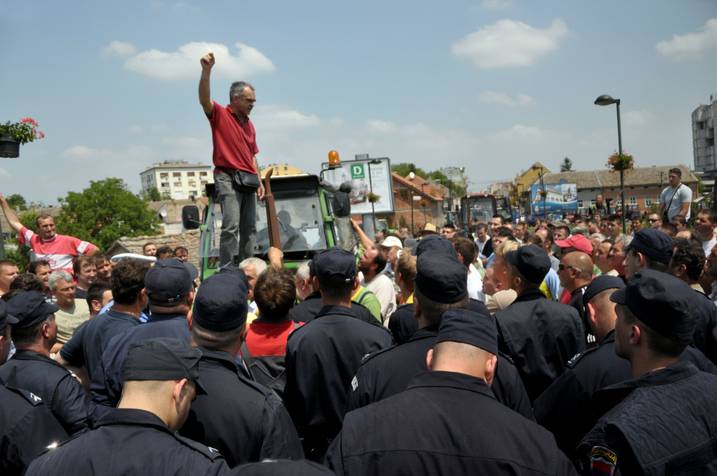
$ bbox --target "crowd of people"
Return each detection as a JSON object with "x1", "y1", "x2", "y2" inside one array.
[{"x1": 2, "y1": 182, "x2": 717, "y2": 474}]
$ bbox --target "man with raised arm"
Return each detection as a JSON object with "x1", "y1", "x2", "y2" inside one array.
[
  {"x1": 198, "y1": 52, "x2": 265, "y2": 268},
  {"x1": 0, "y1": 193, "x2": 97, "y2": 274}
]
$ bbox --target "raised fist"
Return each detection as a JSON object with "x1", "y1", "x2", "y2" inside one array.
[{"x1": 200, "y1": 52, "x2": 215, "y2": 70}]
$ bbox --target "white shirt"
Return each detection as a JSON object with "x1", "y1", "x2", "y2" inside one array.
[
  {"x1": 703, "y1": 236, "x2": 717, "y2": 258},
  {"x1": 364, "y1": 271, "x2": 396, "y2": 320},
  {"x1": 467, "y1": 264, "x2": 485, "y2": 302}
]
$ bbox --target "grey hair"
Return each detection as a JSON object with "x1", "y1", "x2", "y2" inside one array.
[
  {"x1": 239, "y1": 257, "x2": 267, "y2": 276},
  {"x1": 48, "y1": 270, "x2": 73, "y2": 291},
  {"x1": 229, "y1": 81, "x2": 255, "y2": 100},
  {"x1": 296, "y1": 261, "x2": 311, "y2": 281}
]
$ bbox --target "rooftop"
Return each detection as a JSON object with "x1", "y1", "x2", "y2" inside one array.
[
  {"x1": 540, "y1": 164, "x2": 698, "y2": 189},
  {"x1": 141, "y1": 160, "x2": 211, "y2": 172}
]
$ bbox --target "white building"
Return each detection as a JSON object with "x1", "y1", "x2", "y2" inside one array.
[
  {"x1": 140, "y1": 161, "x2": 212, "y2": 200},
  {"x1": 693, "y1": 95, "x2": 717, "y2": 177}
]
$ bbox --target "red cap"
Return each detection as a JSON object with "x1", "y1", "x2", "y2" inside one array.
[{"x1": 555, "y1": 234, "x2": 593, "y2": 255}]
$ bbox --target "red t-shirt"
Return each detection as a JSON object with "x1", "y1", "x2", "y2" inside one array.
[
  {"x1": 209, "y1": 101, "x2": 259, "y2": 173},
  {"x1": 245, "y1": 320, "x2": 302, "y2": 357},
  {"x1": 19, "y1": 226, "x2": 97, "y2": 273}
]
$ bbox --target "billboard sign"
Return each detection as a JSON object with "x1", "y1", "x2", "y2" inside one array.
[
  {"x1": 530, "y1": 182, "x2": 578, "y2": 217},
  {"x1": 321, "y1": 157, "x2": 394, "y2": 214}
]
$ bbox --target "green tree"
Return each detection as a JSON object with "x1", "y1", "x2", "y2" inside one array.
[
  {"x1": 140, "y1": 187, "x2": 162, "y2": 202},
  {"x1": 391, "y1": 163, "x2": 427, "y2": 177},
  {"x1": 560, "y1": 157, "x2": 573, "y2": 172},
  {"x1": 56, "y1": 178, "x2": 160, "y2": 251},
  {"x1": 6, "y1": 193, "x2": 27, "y2": 210}
]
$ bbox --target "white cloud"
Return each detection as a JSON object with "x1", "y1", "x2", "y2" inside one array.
[
  {"x1": 102, "y1": 41, "x2": 137, "y2": 57},
  {"x1": 120, "y1": 41, "x2": 275, "y2": 80},
  {"x1": 491, "y1": 124, "x2": 546, "y2": 141},
  {"x1": 481, "y1": 0, "x2": 512, "y2": 9},
  {"x1": 452, "y1": 19, "x2": 568, "y2": 69},
  {"x1": 366, "y1": 119, "x2": 397, "y2": 133},
  {"x1": 253, "y1": 105, "x2": 322, "y2": 131},
  {"x1": 656, "y1": 18, "x2": 717, "y2": 61},
  {"x1": 62, "y1": 145, "x2": 113, "y2": 160},
  {"x1": 479, "y1": 91, "x2": 534, "y2": 107},
  {"x1": 623, "y1": 111, "x2": 655, "y2": 127}
]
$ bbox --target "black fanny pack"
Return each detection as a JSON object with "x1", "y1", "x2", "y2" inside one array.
[{"x1": 232, "y1": 170, "x2": 260, "y2": 192}]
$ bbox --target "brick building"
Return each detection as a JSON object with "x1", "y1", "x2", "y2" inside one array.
[{"x1": 387, "y1": 173, "x2": 445, "y2": 233}]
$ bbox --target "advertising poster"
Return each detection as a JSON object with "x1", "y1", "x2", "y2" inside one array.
[
  {"x1": 530, "y1": 182, "x2": 578, "y2": 216},
  {"x1": 321, "y1": 158, "x2": 395, "y2": 214}
]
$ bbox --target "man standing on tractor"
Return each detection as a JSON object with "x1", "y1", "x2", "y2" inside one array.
[{"x1": 199, "y1": 52, "x2": 265, "y2": 267}]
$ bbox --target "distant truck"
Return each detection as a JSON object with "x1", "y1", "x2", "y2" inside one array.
[{"x1": 458, "y1": 193, "x2": 513, "y2": 229}]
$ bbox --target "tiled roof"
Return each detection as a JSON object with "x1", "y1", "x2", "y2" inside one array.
[{"x1": 540, "y1": 164, "x2": 698, "y2": 189}]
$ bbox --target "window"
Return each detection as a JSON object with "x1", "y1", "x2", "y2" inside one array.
[
  {"x1": 173, "y1": 182, "x2": 182, "y2": 187},
  {"x1": 629, "y1": 196, "x2": 637, "y2": 205},
  {"x1": 173, "y1": 172, "x2": 182, "y2": 178},
  {"x1": 590, "y1": 199, "x2": 596, "y2": 207},
  {"x1": 645, "y1": 198, "x2": 654, "y2": 207},
  {"x1": 188, "y1": 180, "x2": 197, "y2": 187},
  {"x1": 578, "y1": 200, "x2": 584, "y2": 208},
  {"x1": 160, "y1": 172, "x2": 168, "y2": 179},
  {"x1": 160, "y1": 182, "x2": 169, "y2": 188},
  {"x1": 200, "y1": 171, "x2": 208, "y2": 177},
  {"x1": 187, "y1": 172, "x2": 195, "y2": 177}
]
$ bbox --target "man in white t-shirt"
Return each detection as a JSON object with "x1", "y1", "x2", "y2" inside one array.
[
  {"x1": 454, "y1": 237, "x2": 485, "y2": 302},
  {"x1": 659, "y1": 168, "x2": 692, "y2": 222},
  {"x1": 358, "y1": 246, "x2": 396, "y2": 321},
  {"x1": 695, "y1": 209, "x2": 717, "y2": 257}
]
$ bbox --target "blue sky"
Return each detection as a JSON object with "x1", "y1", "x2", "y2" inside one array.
[{"x1": 2, "y1": 0, "x2": 716, "y2": 204}]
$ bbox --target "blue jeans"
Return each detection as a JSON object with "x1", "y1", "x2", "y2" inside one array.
[{"x1": 214, "y1": 170, "x2": 257, "y2": 266}]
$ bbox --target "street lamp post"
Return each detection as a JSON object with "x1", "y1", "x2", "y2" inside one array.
[
  {"x1": 594, "y1": 94, "x2": 626, "y2": 234},
  {"x1": 366, "y1": 158, "x2": 382, "y2": 235}
]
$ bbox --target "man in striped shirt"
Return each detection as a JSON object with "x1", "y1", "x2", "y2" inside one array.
[{"x1": 0, "y1": 194, "x2": 98, "y2": 274}]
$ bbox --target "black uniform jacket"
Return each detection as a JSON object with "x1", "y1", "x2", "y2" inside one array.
[
  {"x1": 0, "y1": 349, "x2": 90, "y2": 433},
  {"x1": 578, "y1": 361, "x2": 717, "y2": 475},
  {"x1": 327, "y1": 371, "x2": 578, "y2": 476},
  {"x1": 691, "y1": 288, "x2": 717, "y2": 364},
  {"x1": 496, "y1": 288, "x2": 586, "y2": 401},
  {"x1": 288, "y1": 292, "x2": 379, "y2": 326},
  {"x1": 346, "y1": 325, "x2": 534, "y2": 420},
  {"x1": 25, "y1": 408, "x2": 229, "y2": 476},
  {"x1": 0, "y1": 382, "x2": 68, "y2": 476},
  {"x1": 179, "y1": 347, "x2": 303, "y2": 467},
  {"x1": 284, "y1": 305, "x2": 392, "y2": 453}
]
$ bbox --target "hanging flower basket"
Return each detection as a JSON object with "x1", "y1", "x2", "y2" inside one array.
[
  {"x1": 607, "y1": 152, "x2": 634, "y2": 171},
  {"x1": 0, "y1": 117, "x2": 45, "y2": 158},
  {"x1": 367, "y1": 192, "x2": 381, "y2": 203},
  {"x1": 0, "y1": 137, "x2": 20, "y2": 158}
]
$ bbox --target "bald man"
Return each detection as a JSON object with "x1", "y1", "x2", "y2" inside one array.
[{"x1": 558, "y1": 251, "x2": 594, "y2": 345}]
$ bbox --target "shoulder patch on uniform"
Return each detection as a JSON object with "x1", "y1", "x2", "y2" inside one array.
[
  {"x1": 174, "y1": 434, "x2": 224, "y2": 461},
  {"x1": 567, "y1": 346, "x2": 599, "y2": 368},
  {"x1": 360, "y1": 344, "x2": 397, "y2": 365},
  {"x1": 351, "y1": 375, "x2": 359, "y2": 392},
  {"x1": 7, "y1": 385, "x2": 44, "y2": 406},
  {"x1": 590, "y1": 445, "x2": 617, "y2": 475}
]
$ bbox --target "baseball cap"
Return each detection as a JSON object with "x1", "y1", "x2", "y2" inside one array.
[
  {"x1": 0, "y1": 300, "x2": 18, "y2": 329},
  {"x1": 415, "y1": 252, "x2": 467, "y2": 304},
  {"x1": 6, "y1": 291, "x2": 59, "y2": 329},
  {"x1": 144, "y1": 258, "x2": 196, "y2": 306},
  {"x1": 193, "y1": 271, "x2": 249, "y2": 332},
  {"x1": 311, "y1": 248, "x2": 356, "y2": 284},
  {"x1": 379, "y1": 236, "x2": 403, "y2": 250},
  {"x1": 505, "y1": 245, "x2": 551, "y2": 285},
  {"x1": 583, "y1": 275, "x2": 625, "y2": 305},
  {"x1": 626, "y1": 229, "x2": 673, "y2": 265},
  {"x1": 414, "y1": 234, "x2": 457, "y2": 258},
  {"x1": 555, "y1": 234, "x2": 593, "y2": 255},
  {"x1": 436, "y1": 309, "x2": 498, "y2": 355},
  {"x1": 610, "y1": 269, "x2": 696, "y2": 345},
  {"x1": 122, "y1": 338, "x2": 206, "y2": 394}
]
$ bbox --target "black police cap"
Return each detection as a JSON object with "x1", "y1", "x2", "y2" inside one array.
[
  {"x1": 583, "y1": 275, "x2": 625, "y2": 305},
  {"x1": 436, "y1": 308, "x2": 498, "y2": 355},
  {"x1": 505, "y1": 244, "x2": 551, "y2": 285},
  {"x1": 0, "y1": 299, "x2": 18, "y2": 329},
  {"x1": 610, "y1": 269, "x2": 696, "y2": 346},
  {"x1": 311, "y1": 248, "x2": 356, "y2": 283},
  {"x1": 626, "y1": 229, "x2": 673, "y2": 265},
  {"x1": 415, "y1": 252, "x2": 467, "y2": 304},
  {"x1": 414, "y1": 234, "x2": 457, "y2": 258},
  {"x1": 145, "y1": 258, "x2": 197, "y2": 306},
  {"x1": 230, "y1": 460, "x2": 334, "y2": 476},
  {"x1": 122, "y1": 338, "x2": 206, "y2": 393},
  {"x1": 6, "y1": 291, "x2": 59, "y2": 329},
  {"x1": 193, "y1": 271, "x2": 249, "y2": 332}
]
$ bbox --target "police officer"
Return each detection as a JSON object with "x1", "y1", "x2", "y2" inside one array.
[
  {"x1": 284, "y1": 247, "x2": 393, "y2": 460},
  {"x1": 534, "y1": 275, "x2": 631, "y2": 458},
  {"x1": 180, "y1": 270, "x2": 303, "y2": 467},
  {"x1": 92, "y1": 258, "x2": 197, "y2": 406},
  {"x1": 327, "y1": 309, "x2": 577, "y2": 475},
  {"x1": 0, "y1": 291, "x2": 90, "y2": 433},
  {"x1": 26, "y1": 338, "x2": 228, "y2": 475},
  {"x1": 229, "y1": 459, "x2": 334, "y2": 475},
  {"x1": 347, "y1": 238, "x2": 533, "y2": 419},
  {"x1": 287, "y1": 255, "x2": 378, "y2": 326},
  {"x1": 0, "y1": 299, "x2": 68, "y2": 476},
  {"x1": 578, "y1": 270, "x2": 717, "y2": 474},
  {"x1": 496, "y1": 245, "x2": 586, "y2": 401}
]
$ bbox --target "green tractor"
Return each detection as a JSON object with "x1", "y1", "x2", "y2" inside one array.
[{"x1": 182, "y1": 168, "x2": 338, "y2": 280}]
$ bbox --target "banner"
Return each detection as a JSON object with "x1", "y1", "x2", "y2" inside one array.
[{"x1": 321, "y1": 158, "x2": 395, "y2": 214}]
